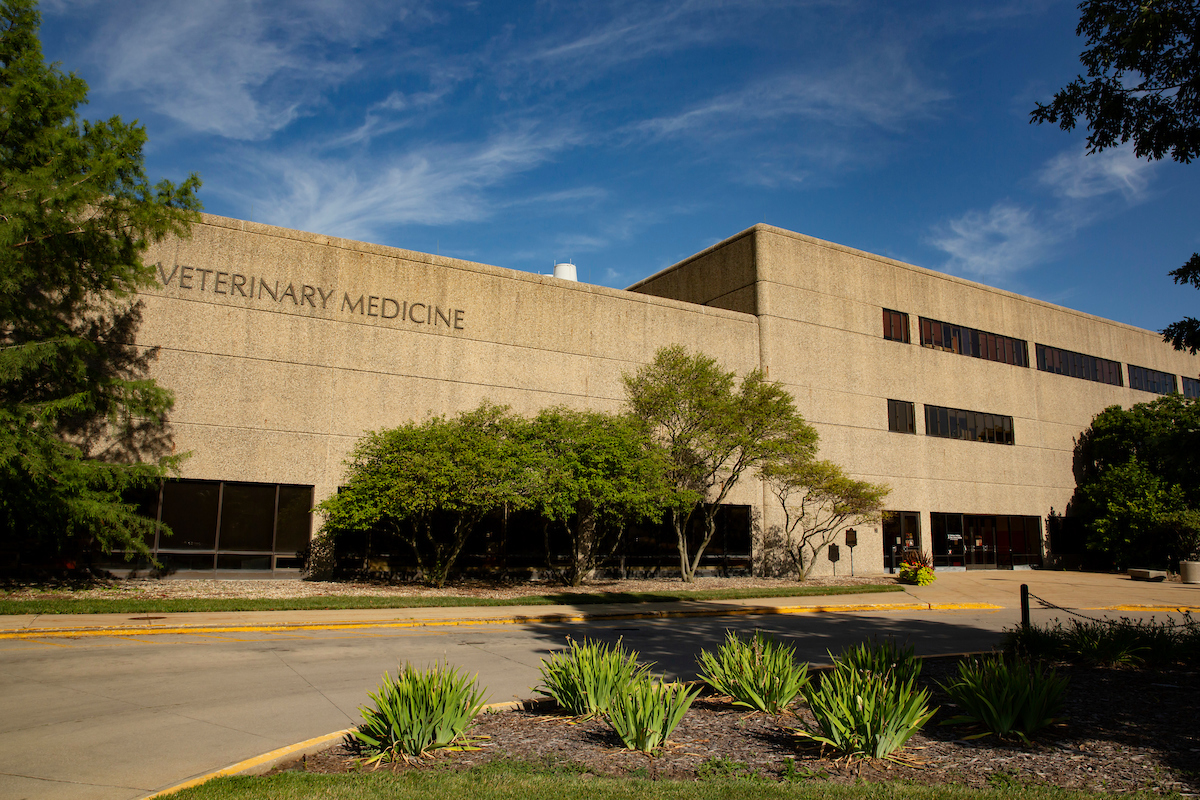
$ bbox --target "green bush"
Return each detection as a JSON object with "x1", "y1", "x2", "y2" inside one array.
[
  {"x1": 607, "y1": 676, "x2": 701, "y2": 753},
  {"x1": 939, "y1": 656, "x2": 1068, "y2": 743},
  {"x1": 1002, "y1": 615, "x2": 1200, "y2": 668},
  {"x1": 696, "y1": 630, "x2": 809, "y2": 713},
  {"x1": 354, "y1": 662, "x2": 487, "y2": 763},
  {"x1": 795, "y1": 661, "x2": 935, "y2": 762},
  {"x1": 835, "y1": 637, "x2": 922, "y2": 683},
  {"x1": 536, "y1": 637, "x2": 650, "y2": 717}
]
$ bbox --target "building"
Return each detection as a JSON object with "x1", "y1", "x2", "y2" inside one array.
[{"x1": 118, "y1": 213, "x2": 1200, "y2": 577}]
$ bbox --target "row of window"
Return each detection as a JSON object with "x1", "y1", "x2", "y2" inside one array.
[
  {"x1": 887, "y1": 400, "x2": 1015, "y2": 445},
  {"x1": 882, "y1": 308, "x2": 1196, "y2": 396},
  {"x1": 1036, "y1": 344, "x2": 1123, "y2": 387},
  {"x1": 1129, "y1": 365, "x2": 1177, "y2": 395}
]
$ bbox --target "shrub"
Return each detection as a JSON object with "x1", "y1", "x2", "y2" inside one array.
[
  {"x1": 939, "y1": 655, "x2": 1068, "y2": 743},
  {"x1": 354, "y1": 662, "x2": 487, "y2": 763},
  {"x1": 608, "y1": 676, "x2": 701, "y2": 753},
  {"x1": 536, "y1": 637, "x2": 650, "y2": 717},
  {"x1": 795, "y1": 661, "x2": 935, "y2": 762},
  {"x1": 696, "y1": 630, "x2": 809, "y2": 713},
  {"x1": 835, "y1": 637, "x2": 922, "y2": 683},
  {"x1": 1002, "y1": 616, "x2": 1200, "y2": 668}
]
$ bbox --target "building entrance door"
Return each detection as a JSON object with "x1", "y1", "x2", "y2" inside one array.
[
  {"x1": 963, "y1": 515, "x2": 997, "y2": 568},
  {"x1": 882, "y1": 511, "x2": 920, "y2": 571}
]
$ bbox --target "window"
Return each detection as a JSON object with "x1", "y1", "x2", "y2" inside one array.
[
  {"x1": 1128, "y1": 365, "x2": 1177, "y2": 395},
  {"x1": 918, "y1": 317, "x2": 1029, "y2": 367},
  {"x1": 887, "y1": 399, "x2": 915, "y2": 433},
  {"x1": 924, "y1": 404, "x2": 1015, "y2": 445},
  {"x1": 882, "y1": 308, "x2": 910, "y2": 343},
  {"x1": 114, "y1": 480, "x2": 314, "y2": 571},
  {"x1": 1182, "y1": 376, "x2": 1200, "y2": 399},
  {"x1": 1035, "y1": 344, "x2": 1123, "y2": 386}
]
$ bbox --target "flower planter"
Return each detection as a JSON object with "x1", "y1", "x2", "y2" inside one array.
[{"x1": 1180, "y1": 561, "x2": 1200, "y2": 585}]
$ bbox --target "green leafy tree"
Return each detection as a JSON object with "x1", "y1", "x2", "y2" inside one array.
[
  {"x1": 1031, "y1": 0, "x2": 1200, "y2": 353},
  {"x1": 317, "y1": 403, "x2": 527, "y2": 587},
  {"x1": 762, "y1": 456, "x2": 889, "y2": 580},
  {"x1": 623, "y1": 345, "x2": 818, "y2": 583},
  {"x1": 1071, "y1": 396, "x2": 1200, "y2": 567},
  {"x1": 522, "y1": 407, "x2": 670, "y2": 586},
  {"x1": 0, "y1": 0, "x2": 201, "y2": 567}
]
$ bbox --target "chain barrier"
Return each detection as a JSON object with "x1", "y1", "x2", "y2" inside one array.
[{"x1": 1026, "y1": 590, "x2": 1195, "y2": 629}]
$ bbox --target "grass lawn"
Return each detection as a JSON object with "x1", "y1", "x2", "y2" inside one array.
[
  {"x1": 167, "y1": 762, "x2": 1137, "y2": 800},
  {"x1": 0, "y1": 583, "x2": 902, "y2": 615}
]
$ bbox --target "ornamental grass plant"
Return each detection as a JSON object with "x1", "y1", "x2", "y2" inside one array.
[
  {"x1": 696, "y1": 630, "x2": 810, "y2": 713},
  {"x1": 607, "y1": 676, "x2": 701, "y2": 753},
  {"x1": 536, "y1": 637, "x2": 650, "y2": 717},
  {"x1": 939, "y1": 655, "x2": 1068, "y2": 743},
  {"x1": 835, "y1": 637, "x2": 922, "y2": 683},
  {"x1": 795, "y1": 660, "x2": 935, "y2": 762},
  {"x1": 354, "y1": 662, "x2": 487, "y2": 763}
]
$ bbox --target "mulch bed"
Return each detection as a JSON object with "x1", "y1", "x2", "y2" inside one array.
[{"x1": 272, "y1": 659, "x2": 1200, "y2": 794}]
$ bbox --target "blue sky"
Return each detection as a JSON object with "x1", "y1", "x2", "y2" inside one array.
[{"x1": 40, "y1": 0, "x2": 1200, "y2": 334}]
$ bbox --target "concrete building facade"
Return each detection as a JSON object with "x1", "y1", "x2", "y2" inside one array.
[{"x1": 124, "y1": 214, "x2": 1200, "y2": 577}]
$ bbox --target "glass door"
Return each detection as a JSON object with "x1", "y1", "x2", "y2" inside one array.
[{"x1": 964, "y1": 515, "x2": 997, "y2": 568}]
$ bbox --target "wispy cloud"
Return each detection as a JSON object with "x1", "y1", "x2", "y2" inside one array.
[
  {"x1": 1038, "y1": 145, "x2": 1155, "y2": 202},
  {"x1": 230, "y1": 126, "x2": 579, "y2": 240},
  {"x1": 62, "y1": 0, "x2": 424, "y2": 141},
  {"x1": 928, "y1": 203, "x2": 1053, "y2": 281},
  {"x1": 929, "y1": 145, "x2": 1157, "y2": 282},
  {"x1": 636, "y1": 46, "x2": 948, "y2": 140}
]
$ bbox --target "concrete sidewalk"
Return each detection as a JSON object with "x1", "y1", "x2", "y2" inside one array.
[{"x1": 3, "y1": 570, "x2": 1197, "y2": 638}]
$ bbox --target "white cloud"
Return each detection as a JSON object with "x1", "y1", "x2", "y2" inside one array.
[
  {"x1": 930, "y1": 144, "x2": 1159, "y2": 282},
  {"x1": 1039, "y1": 145, "x2": 1155, "y2": 202},
  {"x1": 636, "y1": 46, "x2": 947, "y2": 139},
  {"x1": 928, "y1": 203, "x2": 1054, "y2": 281},
  {"x1": 232, "y1": 126, "x2": 578, "y2": 240},
  {"x1": 63, "y1": 0, "x2": 423, "y2": 141}
]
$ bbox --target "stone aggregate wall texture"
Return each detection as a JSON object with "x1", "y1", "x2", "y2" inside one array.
[{"x1": 136, "y1": 216, "x2": 1199, "y2": 577}]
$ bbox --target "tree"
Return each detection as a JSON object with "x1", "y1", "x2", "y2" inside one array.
[
  {"x1": 1031, "y1": 0, "x2": 1200, "y2": 353},
  {"x1": 317, "y1": 403, "x2": 527, "y2": 587},
  {"x1": 0, "y1": 0, "x2": 202, "y2": 567},
  {"x1": 522, "y1": 408, "x2": 670, "y2": 586},
  {"x1": 623, "y1": 345, "x2": 818, "y2": 583},
  {"x1": 1071, "y1": 396, "x2": 1200, "y2": 567},
  {"x1": 762, "y1": 456, "x2": 889, "y2": 581}
]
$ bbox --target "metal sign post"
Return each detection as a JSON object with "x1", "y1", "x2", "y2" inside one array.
[
  {"x1": 845, "y1": 529, "x2": 857, "y2": 577},
  {"x1": 828, "y1": 543, "x2": 840, "y2": 577}
]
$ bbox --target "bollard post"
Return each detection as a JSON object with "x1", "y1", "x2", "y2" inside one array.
[{"x1": 1020, "y1": 584, "x2": 1030, "y2": 631}]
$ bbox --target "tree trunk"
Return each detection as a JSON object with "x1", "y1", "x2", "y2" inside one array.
[{"x1": 674, "y1": 510, "x2": 694, "y2": 582}]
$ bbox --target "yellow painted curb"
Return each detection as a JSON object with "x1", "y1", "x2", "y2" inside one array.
[
  {"x1": 142, "y1": 699, "x2": 527, "y2": 798},
  {"x1": 0, "y1": 600, "x2": 1002, "y2": 640},
  {"x1": 143, "y1": 727, "x2": 353, "y2": 798},
  {"x1": 1096, "y1": 604, "x2": 1200, "y2": 613}
]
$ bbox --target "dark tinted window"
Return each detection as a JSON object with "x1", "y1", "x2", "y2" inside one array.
[
  {"x1": 1036, "y1": 344, "x2": 1123, "y2": 386},
  {"x1": 887, "y1": 399, "x2": 915, "y2": 433},
  {"x1": 159, "y1": 481, "x2": 219, "y2": 549},
  {"x1": 918, "y1": 317, "x2": 1028, "y2": 367},
  {"x1": 1184, "y1": 376, "x2": 1200, "y2": 399},
  {"x1": 924, "y1": 404, "x2": 1014, "y2": 445},
  {"x1": 1128, "y1": 365, "x2": 1177, "y2": 395},
  {"x1": 218, "y1": 482, "x2": 276, "y2": 551},
  {"x1": 883, "y1": 309, "x2": 910, "y2": 343}
]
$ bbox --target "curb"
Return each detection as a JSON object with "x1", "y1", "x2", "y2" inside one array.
[
  {"x1": 0, "y1": 601, "x2": 1004, "y2": 639},
  {"x1": 143, "y1": 697, "x2": 542, "y2": 798}
]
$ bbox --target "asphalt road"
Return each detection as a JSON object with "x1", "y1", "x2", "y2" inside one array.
[
  {"x1": 4, "y1": 569, "x2": 1199, "y2": 800},
  {"x1": 0, "y1": 603, "x2": 1048, "y2": 800}
]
